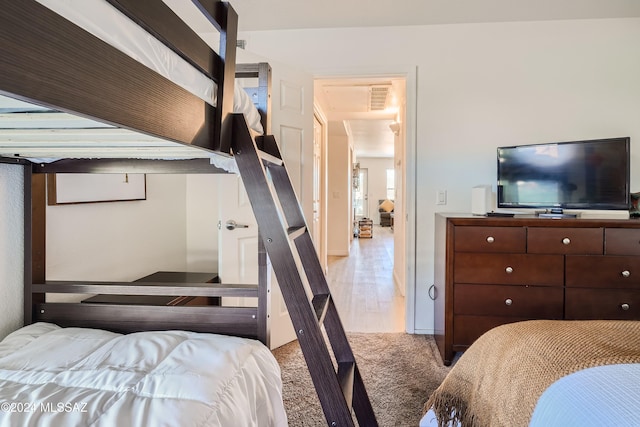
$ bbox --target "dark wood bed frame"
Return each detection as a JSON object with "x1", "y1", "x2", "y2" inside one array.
[
  {"x1": 0, "y1": 2, "x2": 379, "y2": 425},
  {"x1": 0, "y1": 0, "x2": 271, "y2": 343}
]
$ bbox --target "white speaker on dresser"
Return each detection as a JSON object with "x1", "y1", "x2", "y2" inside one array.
[{"x1": 471, "y1": 185, "x2": 492, "y2": 215}]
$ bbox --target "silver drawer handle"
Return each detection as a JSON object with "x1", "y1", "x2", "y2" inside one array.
[
  {"x1": 505, "y1": 298, "x2": 513, "y2": 306},
  {"x1": 621, "y1": 303, "x2": 630, "y2": 311},
  {"x1": 505, "y1": 266, "x2": 514, "y2": 274},
  {"x1": 622, "y1": 270, "x2": 631, "y2": 278},
  {"x1": 562, "y1": 237, "x2": 571, "y2": 245},
  {"x1": 486, "y1": 236, "x2": 495, "y2": 243}
]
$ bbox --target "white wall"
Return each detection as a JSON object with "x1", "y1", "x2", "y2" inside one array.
[
  {"x1": 47, "y1": 174, "x2": 188, "y2": 282},
  {"x1": 357, "y1": 157, "x2": 394, "y2": 224},
  {"x1": 186, "y1": 175, "x2": 220, "y2": 273},
  {"x1": 239, "y1": 18, "x2": 640, "y2": 333},
  {"x1": 327, "y1": 124, "x2": 352, "y2": 256},
  {"x1": 0, "y1": 164, "x2": 25, "y2": 339}
]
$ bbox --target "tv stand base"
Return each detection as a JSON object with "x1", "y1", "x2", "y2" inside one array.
[
  {"x1": 536, "y1": 209, "x2": 578, "y2": 219},
  {"x1": 537, "y1": 212, "x2": 579, "y2": 219}
]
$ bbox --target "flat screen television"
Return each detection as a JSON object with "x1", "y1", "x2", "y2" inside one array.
[{"x1": 497, "y1": 137, "x2": 630, "y2": 211}]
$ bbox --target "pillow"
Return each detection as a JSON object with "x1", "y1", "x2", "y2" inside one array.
[{"x1": 379, "y1": 199, "x2": 394, "y2": 213}]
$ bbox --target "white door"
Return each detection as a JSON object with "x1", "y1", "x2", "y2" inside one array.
[
  {"x1": 220, "y1": 53, "x2": 314, "y2": 349},
  {"x1": 353, "y1": 168, "x2": 369, "y2": 220},
  {"x1": 217, "y1": 174, "x2": 259, "y2": 288}
]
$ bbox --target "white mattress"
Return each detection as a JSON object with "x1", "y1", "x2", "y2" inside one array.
[{"x1": 0, "y1": 323, "x2": 287, "y2": 427}]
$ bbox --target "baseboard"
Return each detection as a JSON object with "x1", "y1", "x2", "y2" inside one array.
[
  {"x1": 412, "y1": 328, "x2": 435, "y2": 335},
  {"x1": 393, "y1": 269, "x2": 405, "y2": 297},
  {"x1": 327, "y1": 249, "x2": 349, "y2": 256}
]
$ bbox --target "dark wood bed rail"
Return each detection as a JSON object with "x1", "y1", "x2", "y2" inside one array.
[
  {"x1": 36, "y1": 304, "x2": 259, "y2": 337},
  {"x1": 32, "y1": 282, "x2": 258, "y2": 297},
  {"x1": 236, "y1": 62, "x2": 273, "y2": 135},
  {"x1": 32, "y1": 158, "x2": 229, "y2": 175},
  {"x1": 33, "y1": 278, "x2": 261, "y2": 337}
]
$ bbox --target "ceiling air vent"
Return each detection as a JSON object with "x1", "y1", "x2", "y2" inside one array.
[{"x1": 369, "y1": 86, "x2": 389, "y2": 111}]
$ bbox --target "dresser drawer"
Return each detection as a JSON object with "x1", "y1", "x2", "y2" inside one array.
[
  {"x1": 566, "y1": 255, "x2": 640, "y2": 288},
  {"x1": 453, "y1": 316, "x2": 530, "y2": 348},
  {"x1": 527, "y1": 227, "x2": 603, "y2": 254},
  {"x1": 454, "y1": 284, "x2": 563, "y2": 317},
  {"x1": 454, "y1": 253, "x2": 564, "y2": 286},
  {"x1": 565, "y1": 288, "x2": 640, "y2": 319},
  {"x1": 454, "y1": 226, "x2": 525, "y2": 253},
  {"x1": 606, "y1": 228, "x2": 640, "y2": 255}
]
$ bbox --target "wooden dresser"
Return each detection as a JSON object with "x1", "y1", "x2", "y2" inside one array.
[{"x1": 434, "y1": 214, "x2": 640, "y2": 365}]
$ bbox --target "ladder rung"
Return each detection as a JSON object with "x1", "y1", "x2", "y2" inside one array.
[
  {"x1": 337, "y1": 361, "x2": 355, "y2": 408},
  {"x1": 287, "y1": 225, "x2": 306, "y2": 240},
  {"x1": 257, "y1": 149, "x2": 283, "y2": 165},
  {"x1": 311, "y1": 293, "x2": 331, "y2": 323}
]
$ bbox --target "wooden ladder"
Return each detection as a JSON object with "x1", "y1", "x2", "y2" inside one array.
[{"x1": 231, "y1": 115, "x2": 378, "y2": 427}]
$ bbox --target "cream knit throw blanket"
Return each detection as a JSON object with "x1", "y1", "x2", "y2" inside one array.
[{"x1": 426, "y1": 320, "x2": 640, "y2": 427}]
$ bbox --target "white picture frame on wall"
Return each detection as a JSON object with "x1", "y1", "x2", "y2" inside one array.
[{"x1": 47, "y1": 173, "x2": 146, "y2": 205}]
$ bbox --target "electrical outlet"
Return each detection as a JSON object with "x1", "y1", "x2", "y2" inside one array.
[{"x1": 436, "y1": 190, "x2": 447, "y2": 205}]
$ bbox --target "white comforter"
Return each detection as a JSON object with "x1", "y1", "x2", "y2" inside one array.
[{"x1": 0, "y1": 323, "x2": 287, "y2": 427}]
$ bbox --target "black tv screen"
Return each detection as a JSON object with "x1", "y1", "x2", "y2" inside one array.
[{"x1": 497, "y1": 137, "x2": 630, "y2": 210}]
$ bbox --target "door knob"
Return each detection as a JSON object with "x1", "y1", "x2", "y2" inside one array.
[{"x1": 225, "y1": 220, "x2": 249, "y2": 230}]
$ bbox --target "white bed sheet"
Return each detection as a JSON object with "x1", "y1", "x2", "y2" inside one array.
[{"x1": 0, "y1": 323, "x2": 287, "y2": 427}]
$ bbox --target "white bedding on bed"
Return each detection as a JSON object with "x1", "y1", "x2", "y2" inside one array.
[
  {"x1": 0, "y1": 323, "x2": 287, "y2": 427},
  {"x1": 529, "y1": 363, "x2": 640, "y2": 427}
]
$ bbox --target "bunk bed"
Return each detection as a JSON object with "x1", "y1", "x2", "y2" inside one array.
[{"x1": 0, "y1": 0, "x2": 285, "y2": 425}]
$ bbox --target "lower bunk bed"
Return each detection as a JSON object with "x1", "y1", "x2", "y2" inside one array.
[
  {"x1": 420, "y1": 319, "x2": 640, "y2": 427},
  {"x1": 0, "y1": 323, "x2": 286, "y2": 426}
]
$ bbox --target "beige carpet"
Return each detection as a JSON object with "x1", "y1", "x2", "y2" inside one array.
[{"x1": 272, "y1": 333, "x2": 451, "y2": 426}]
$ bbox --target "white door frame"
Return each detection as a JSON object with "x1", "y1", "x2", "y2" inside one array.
[
  {"x1": 313, "y1": 104, "x2": 329, "y2": 273},
  {"x1": 315, "y1": 65, "x2": 417, "y2": 333}
]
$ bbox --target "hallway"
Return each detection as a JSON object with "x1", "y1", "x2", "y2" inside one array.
[{"x1": 326, "y1": 225, "x2": 405, "y2": 333}]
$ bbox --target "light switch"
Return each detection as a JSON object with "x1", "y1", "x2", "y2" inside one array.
[{"x1": 437, "y1": 190, "x2": 447, "y2": 205}]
